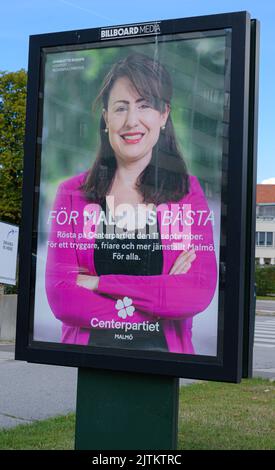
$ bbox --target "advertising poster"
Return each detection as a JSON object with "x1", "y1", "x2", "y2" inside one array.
[
  {"x1": 0, "y1": 221, "x2": 19, "y2": 285},
  {"x1": 32, "y1": 29, "x2": 231, "y2": 358}
]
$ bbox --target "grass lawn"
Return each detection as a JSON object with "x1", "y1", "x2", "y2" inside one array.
[
  {"x1": 0, "y1": 378, "x2": 274, "y2": 450},
  {"x1": 178, "y1": 378, "x2": 275, "y2": 450},
  {"x1": 0, "y1": 414, "x2": 75, "y2": 450},
  {"x1": 256, "y1": 296, "x2": 275, "y2": 301}
]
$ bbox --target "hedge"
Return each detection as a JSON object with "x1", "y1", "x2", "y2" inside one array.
[{"x1": 255, "y1": 265, "x2": 275, "y2": 296}]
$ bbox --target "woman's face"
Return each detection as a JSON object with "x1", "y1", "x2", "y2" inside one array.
[{"x1": 103, "y1": 76, "x2": 169, "y2": 165}]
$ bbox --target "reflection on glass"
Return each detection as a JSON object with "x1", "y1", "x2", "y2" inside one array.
[{"x1": 32, "y1": 30, "x2": 231, "y2": 359}]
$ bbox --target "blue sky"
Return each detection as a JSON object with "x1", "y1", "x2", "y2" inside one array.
[{"x1": 1, "y1": 0, "x2": 274, "y2": 183}]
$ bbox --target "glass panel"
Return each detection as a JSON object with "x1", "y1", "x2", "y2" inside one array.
[
  {"x1": 259, "y1": 232, "x2": 265, "y2": 246},
  {"x1": 258, "y1": 205, "x2": 275, "y2": 217},
  {"x1": 31, "y1": 29, "x2": 232, "y2": 360},
  {"x1": 266, "y1": 232, "x2": 273, "y2": 246}
]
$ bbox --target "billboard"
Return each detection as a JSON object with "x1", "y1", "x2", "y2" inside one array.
[
  {"x1": 0, "y1": 221, "x2": 19, "y2": 285},
  {"x1": 16, "y1": 12, "x2": 258, "y2": 382}
]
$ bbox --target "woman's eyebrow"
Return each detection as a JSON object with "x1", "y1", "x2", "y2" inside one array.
[
  {"x1": 113, "y1": 98, "x2": 146, "y2": 105},
  {"x1": 113, "y1": 100, "x2": 129, "y2": 105}
]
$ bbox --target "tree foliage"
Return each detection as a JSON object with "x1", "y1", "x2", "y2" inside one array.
[
  {"x1": 255, "y1": 265, "x2": 275, "y2": 296},
  {"x1": 0, "y1": 70, "x2": 27, "y2": 225}
]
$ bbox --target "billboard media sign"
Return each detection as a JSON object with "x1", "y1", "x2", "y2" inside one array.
[
  {"x1": 15, "y1": 12, "x2": 259, "y2": 382},
  {"x1": 0, "y1": 221, "x2": 19, "y2": 285}
]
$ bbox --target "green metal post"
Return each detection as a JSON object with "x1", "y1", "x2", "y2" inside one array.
[{"x1": 75, "y1": 368, "x2": 179, "y2": 450}]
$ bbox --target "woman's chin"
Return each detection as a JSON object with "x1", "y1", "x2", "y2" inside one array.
[{"x1": 116, "y1": 151, "x2": 152, "y2": 165}]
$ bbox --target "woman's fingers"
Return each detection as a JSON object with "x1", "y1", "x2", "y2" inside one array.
[
  {"x1": 169, "y1": 249, "x2": 196, "y2": 275},
  {"x1": 77, "y1": 274, "x2": 99, "y2": 290},
  {"x1": 76, "y1": 274, "x2": 91, "y2": 288},
  {"x1": 181, "y1": 262, "x2": 191, "y2": 274},
  {"x1": 170, "y1": 256, "x2": 195, "y2": 274},
  {"x1": 169, "y1": 253, "x2": 187, "y2": 275}
]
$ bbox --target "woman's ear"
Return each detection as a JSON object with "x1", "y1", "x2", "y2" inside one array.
[{"x1": 161, "y1": 103, "x2": 170, "y2": 127}]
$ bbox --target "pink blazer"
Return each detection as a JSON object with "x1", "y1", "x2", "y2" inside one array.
[{"x1": 45, "y1": 172, "x2": 217, "y2": 354}]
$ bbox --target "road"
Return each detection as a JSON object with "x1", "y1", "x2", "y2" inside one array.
[
  {"x1": 256, "y1": 300, "x2": 275, "y2": 314},
  {"x1": 0, "y1": 315, "x2": 274, "y2": 430},
  {"x1": 253, "y1": 316, "x2": 275, "y2": 379}
]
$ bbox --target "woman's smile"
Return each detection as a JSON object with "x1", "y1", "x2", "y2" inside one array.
[{"x1": 120, "y1": 131, "x2": 145, "y2": 144}]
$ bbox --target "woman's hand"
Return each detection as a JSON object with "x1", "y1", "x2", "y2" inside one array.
[
  {"x1": 169, "y1": 248, "x2": 196, "y2": 275},
  {"x1": 77, "y1": 274, "x2": 99, "y2": 291}
]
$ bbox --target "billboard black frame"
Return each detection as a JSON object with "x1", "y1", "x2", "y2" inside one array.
[
  {"x1": 15, "y1": 11, "x2": 256, "y2": 383},
  {"x1": 242, "y1": 19, "x2": 260, "y2": 378}
]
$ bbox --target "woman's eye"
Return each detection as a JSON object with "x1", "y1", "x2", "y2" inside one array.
[
  {"x1": 139, "y1": 103, "x2": 151, "y2": 109},
  {"x1": 115, "y1": 106, "x2": 127, "y2": 112}
]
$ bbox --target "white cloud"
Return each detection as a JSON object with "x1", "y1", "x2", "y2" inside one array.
[{"x1": 261, "y1": 178, "x2": 275, "y2": 184}]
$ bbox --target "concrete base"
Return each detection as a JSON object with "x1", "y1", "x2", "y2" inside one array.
[{"x1": 0, "y1": 294, "x2": 17, "y2": 341}]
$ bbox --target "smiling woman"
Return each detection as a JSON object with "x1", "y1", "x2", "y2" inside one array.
[{"x1": 45, "y1": 53, "x2": 217, "y2": 354}]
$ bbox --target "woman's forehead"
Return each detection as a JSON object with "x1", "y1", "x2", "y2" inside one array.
[{"x1": 108, "y1": 76, "x2": 142, "y2": 103}]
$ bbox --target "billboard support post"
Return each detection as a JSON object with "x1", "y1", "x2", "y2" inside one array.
[{"x1": 75, "y1": 368, "x2": 179, "y2": 450}]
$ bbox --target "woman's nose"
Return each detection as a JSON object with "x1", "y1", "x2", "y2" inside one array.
[{"x1": 125, "y1": 107, "x2": 139, "y2": 128}]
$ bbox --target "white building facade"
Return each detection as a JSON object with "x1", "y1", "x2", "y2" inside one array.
[{"x1": 255, "y1": 185, "x2": 275, "y2": 265}]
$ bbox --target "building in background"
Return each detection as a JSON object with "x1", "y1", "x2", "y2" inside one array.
[{"x1": 256, "y1": 185, "x2": 275, "y2": 265}]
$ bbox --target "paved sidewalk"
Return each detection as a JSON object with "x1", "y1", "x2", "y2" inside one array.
[
  {"x1": 0, "y1": 345, "x2": 197, "y2": 430},
  {"x1": 0, "y1": 347, "x2": 77, "y2": 429}
]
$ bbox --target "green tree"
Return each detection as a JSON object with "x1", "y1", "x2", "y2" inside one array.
[
  {"x1": 0, "y1": 70, "x2": 27, "y2": 225},
  {"x1": 255, "y1": 265, "x2": 275, "y2": 296}
]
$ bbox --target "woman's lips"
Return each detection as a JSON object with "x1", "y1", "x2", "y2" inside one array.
[{"x1": 120, "y1": 132, "x2": 144, "y2": 144}]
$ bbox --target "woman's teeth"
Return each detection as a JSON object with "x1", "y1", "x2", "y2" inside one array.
[
  {"x1": 125, "y1": 135, "x2": 138, "y2": 140},
  {"x1": 122, "y1": 134, "x2": 143, "y2": 142}
]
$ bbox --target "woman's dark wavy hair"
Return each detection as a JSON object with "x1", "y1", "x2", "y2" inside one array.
[{"x1": 82, "y1": 53, "x2": 189, "y2": 205}]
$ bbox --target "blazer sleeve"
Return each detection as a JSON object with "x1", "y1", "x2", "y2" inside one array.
[
  {"x1": 45, "y1": 182, "x2": 151, "y2": 328},
  {"x1": 97, "y1": 176, "x2": 218, "y2": 320}
]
